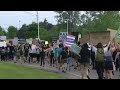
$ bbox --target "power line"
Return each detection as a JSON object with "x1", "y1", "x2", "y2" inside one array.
[
  {"x1": 22, "y1": 11, "x2": 35, "y2": 16},
  {"x1": 22, "y1": 11, "x2": 55, "y2": 19}
]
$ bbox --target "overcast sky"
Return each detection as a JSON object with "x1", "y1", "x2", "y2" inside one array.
[{"x1": 0, "y1": 11, "x2": 57, "y2": 31}]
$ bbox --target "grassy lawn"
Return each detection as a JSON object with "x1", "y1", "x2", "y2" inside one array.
[{"x1": 0, "y1": 62, "x2": 66, "y2": 79}]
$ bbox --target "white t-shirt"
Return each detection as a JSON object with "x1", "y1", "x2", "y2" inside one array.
[{"x1": 31, "y1": 44, "x2": 37, "y2": 53}]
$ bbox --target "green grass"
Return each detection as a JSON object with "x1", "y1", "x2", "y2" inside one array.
[{"x1": 0, "y1": 62, "x2": 66, "y2": 79}]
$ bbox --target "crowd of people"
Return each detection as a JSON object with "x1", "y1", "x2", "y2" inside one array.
[{"x1": 0, "y1": 39, "x2": 120, "y2": 79}]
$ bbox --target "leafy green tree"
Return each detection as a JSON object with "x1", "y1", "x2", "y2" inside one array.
[
  {"x1": 55, "y1": 11, "x2": 80, "y2": 33},
  {"x1": 7, "y1": 26, "x2": 17, "y2": 39}
]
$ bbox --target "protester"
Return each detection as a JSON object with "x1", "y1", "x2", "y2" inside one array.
[
  {"x1": 115, "y1": 51, "x2": 120, "y2": 71},
  {"x1": 67, "y1": 49, "x2": 72, "y2": 71},
  {"x1": 79, "y1": 43, "x2": 90, "y2": 79},
  {"x1": 31, "y1": 44, "x2": 37, "y2": 63},
  {"x1": 50, "y1": 44, "x2": 54, "y2": 67},
  {"x1": 14, "y1": 45, "x2": 20, "y2": 63},
  {"x1": 54, "y1": 45, "x2": 59, "y2": 68},
  {"x1": 28, "y1": 45, "x2": 32, "y2": 63},
  {"x1": 1, "y1": 46, "x2": 5, "y2": 61},
  {"x1": 9, "y1": 44, "x2": 15, "y2": 61},
  {"x1": 40, "y1": 48, "x2": 45, "y2": 67},
  {"x1": 19, "y1": 44, "x2": 25, "y2": 64},
  {"x1": 60, "y1": 47, "x2": 68, "y2": 73},
  {"x1": 104, "y1": 41, "x2": 114, "y2": 79},
  {"x1": 92, "y1": 42, "x2": 105, "y2": 79},
  {"x1": 91, "y1": 46, "x2": 96, "y2": 69},
  {"x1": 57, "y1": 44, "x2": 63, "y2": 70},
  {"x1": 24, "y1": 43, "x2": 29, "y2": 62},
  {"x1": 36, "y1": 45, "x2": 41, "y2": 63}
]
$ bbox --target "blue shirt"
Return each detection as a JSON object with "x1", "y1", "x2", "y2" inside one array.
[{"x1": 58, "y1": 48, "x2": 62, "y2": 56}]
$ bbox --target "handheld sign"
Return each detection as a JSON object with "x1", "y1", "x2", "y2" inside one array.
[
  {"x1": 45, "y1": 41, "x2": 48, "y2": 45},
  {"x1": 115, "y1": 26, "x2": 120, "y2": 40},
  {"x1": 65, "y1": 35, "x2": 75, "y2": 47},
  {"x1": 69, "y1": 44, "x2": 81, "y2": 56}
]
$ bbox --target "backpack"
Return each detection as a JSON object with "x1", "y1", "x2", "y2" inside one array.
[{"x1": 96, "y1": 48, "x2": 105, "y2": 62}]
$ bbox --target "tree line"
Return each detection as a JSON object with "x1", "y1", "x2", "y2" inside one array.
[{"x1": 0, "y1": 11, "x2": 120, "y2": 41}]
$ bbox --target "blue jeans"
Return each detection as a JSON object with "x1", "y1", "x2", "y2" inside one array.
[{"x1": 67, "y1": 57, "x2": 72, "y2": 71}]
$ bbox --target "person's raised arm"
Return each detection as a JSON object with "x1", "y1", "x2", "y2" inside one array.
[
  {"x1": 107, "y1": 41, "x2": 111, "y2": 48},
  {"x1": 115, "y1": 52, "x2": 119, "y2": 62}
]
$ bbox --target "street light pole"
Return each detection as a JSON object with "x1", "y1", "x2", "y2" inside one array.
[
  {"x1": 37, "y1": 11, "x2": 40, "y2": 40},
  {"x1": 19, "y1": 20, "x2": 21, "y2": 30},
  {"x1": 67, "y1": 19, "x2": 69, "y2": 35}
]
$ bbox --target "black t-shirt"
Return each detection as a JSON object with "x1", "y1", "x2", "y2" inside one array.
[
  {"x1": 80, "y1": 48, "x2": 90, "y2": 63},
  {"x1": 60, "y1": 50, "x2": 67, "y2": 59},
  {"x1": 40, "y1": 50, "x2": 45, "y2": 58},
  {"x1": 9, "y1": 46, "x2": 15, "y2": 53}
]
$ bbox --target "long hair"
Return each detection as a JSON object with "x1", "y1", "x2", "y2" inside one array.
[{"x1": 97, "y1": 42, "x2": 103, "y2": 48}]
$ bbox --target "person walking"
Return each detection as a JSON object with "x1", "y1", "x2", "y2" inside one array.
[
  {"x1": 24, "y1": 43, "x2": 29, "y2": 62},
  {"x1": 79, "y1": 43, "x2": 91, "y2": 79},
  {"x1": 36, "y1": 45, "x2": 41, "y2": 63},
  {"x1": 40, "y1": 48, "x2": 45, "y2": 67},
  {"x1": 9, "y1": 44, "x2": 15, "y2": 61},
  {"x1": 91, "y1": 47, "x2": 96, "y2": 69},
  {"x1": 115, "y1": 51, "x2": 120, "y2": 71},
  {"x1": 60, "y1": 47, "x2": 68, "y2": 73},
  {"x1": 57, "y1": 44, "x2": 63, "y2": 70},
  {"x1": 50, "y1": 45, "x2": 54, "y2": 67},
  {"x1": 15, "y1": 45, "x2": 20, "y2": 63},
  {"x1": 54, "y1": 45, "x2": 59, "y2": 68},
  {"x1": 67, "y1": 49, "x2": 72, "y2": 71},
  {"x1": 104, "y1": 42, "x2": 114, "y2": 79},
  {"x1": 92, "y1": 42, "x2": 105, "y2": 79},
  {"x1": 1, "y1": 46, "x2": 5, "y2": 61},
  {"x1": 5, "y1": 46, "x2": 10, "y2": 61},
  {"x1": 19, "y1": 44, "x2": 25, "y2": 64}
]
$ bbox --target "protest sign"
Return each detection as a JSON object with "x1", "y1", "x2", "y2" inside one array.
[
  {"x1": 69, "y1": 44, "x2": 81, "y2": 56},
  {"x1": 45, "y1": 41, "x2": 48, "y2": 45}
]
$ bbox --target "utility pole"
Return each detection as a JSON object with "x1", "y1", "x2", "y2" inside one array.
[
  {"x1": 19, "y1": 20, "x2": 21, "y2": 30},
  {"x1": 37, "y1": 11, "x2": 40, "y2": 40},
  {"x1": 67, "y1": 19, "x2": 69, "y2": 35}
]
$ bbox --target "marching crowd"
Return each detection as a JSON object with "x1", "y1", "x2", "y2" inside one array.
[{"x1": 0, "y1": 39, "x2": 120, "y2": 79}]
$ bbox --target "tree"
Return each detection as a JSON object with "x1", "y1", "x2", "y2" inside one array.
[
  {"x1": 7, "y1": 26, "x2": 17, "y2": 39},
  {"x1": 0, "y1": 26, "x2": 5, "y2": 36},
  {"x1": 28, "y1": 22, "x2": 38, "y2": 39},
  {"x1": 17, "y1": 24, "x2": 28, "y2": 39},
  {"x1": 80, "y1": 11, "x2": 120, "y2": 35},
  {"x1": 55, "y1": 11, "x2": 80, "y2": 33}
]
